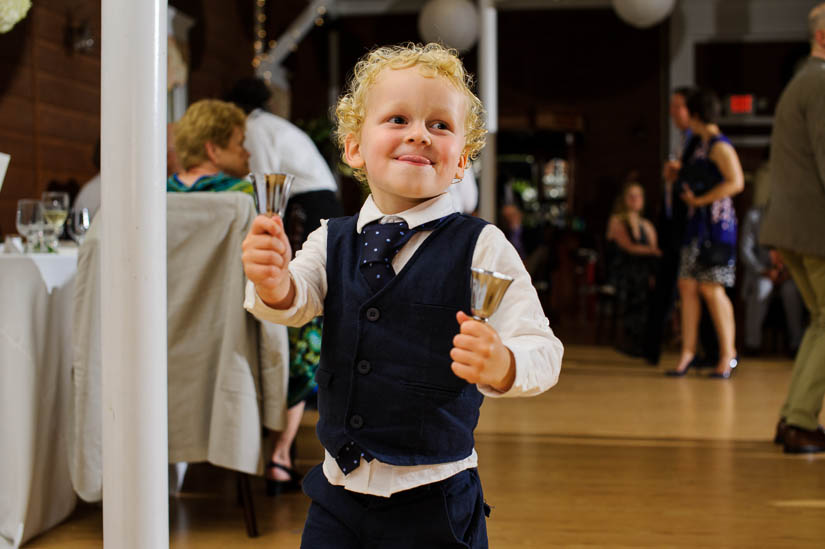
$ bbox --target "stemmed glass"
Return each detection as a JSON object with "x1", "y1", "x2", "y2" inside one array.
[
  {"x1": 250, "y1": 173, "x2": 293, "y2": 217},
  {"x1": 470, "y1": 268, "x2": 514, "y2": 322},
  {"x1": 67, "y1": 207, "x2": 91, "y2": 245},
  {"x1": 15, "y1": 199, "x2": 45, "y2": 253},
  {"x1": 41, "y1": 191, "x2": 70, "y2": 252}
]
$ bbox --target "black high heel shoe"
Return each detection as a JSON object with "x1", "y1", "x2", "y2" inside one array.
[
  {"x1": 665, "y1": 357, "x2": 695, "y2": 377},
  {"x1": 708, "y1": 356, "x2": 739, "y2": 379},
  {"x1": 265, "y1": 462, "x2": 302, "y2": 496}
]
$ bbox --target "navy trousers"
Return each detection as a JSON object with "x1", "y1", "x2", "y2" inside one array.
[{"x1": 300, "y1": 465, "x2": 490, "y2": 548}]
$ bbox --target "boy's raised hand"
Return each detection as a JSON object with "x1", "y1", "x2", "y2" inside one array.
[
  {"x1": 450, "y1": 311, "x2": 515, "y2": 392},
  {"x1": 241, "y1": 214, "x2": 294, "y2": 309}
]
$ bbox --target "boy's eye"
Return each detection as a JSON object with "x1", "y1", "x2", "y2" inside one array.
[
  {"x1": 431, "y1": 121, "x2": 450, "y2": 131},
  {"x1": 388, "y1": 116, "x2": 406, "y2": 124}
]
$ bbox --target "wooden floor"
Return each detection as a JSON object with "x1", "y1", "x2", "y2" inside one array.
[{"x1": 28, "y1": 345, "x2": 825, "y2": 548}]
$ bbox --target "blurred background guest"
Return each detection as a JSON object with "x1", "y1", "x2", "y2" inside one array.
[
  {"x1": 226, "y1": 77, "x2": 343, "y2": 495},
  {"x1": 645, "y1": 86, "x2": 720, "y2": 367},
  {"x1": 667, "y1": 89, "x2": 744, "y2": 379},
  {"x1": 500, "y1": 200, "x2": 527, "y2": 261},
  {"x1": 740, "y1": 163, "x2": 804, "y2": 356},
  {"x1": 167, "y1": 99, "x2": 252, "y2": 195},
  {"x1": 605, "y1": 181, "x2": 660, "y2": 356},
  {"x1": 760, "y1": 2, "x2": 825, "y2": 453},
  {"x1": 74, "y1": 140, "x2": 101, "y2": 220},
  {"x1": 448, "y1": 167, "x2": 479, "y2": 215}
]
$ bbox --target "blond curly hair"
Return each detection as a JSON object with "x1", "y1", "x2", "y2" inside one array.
[
  {"x1": 334, "y1": 42, "x2": 487, "y2": 183},
  {"x1": 174, "y1": 99, "x2": 246, "y2": 170}
]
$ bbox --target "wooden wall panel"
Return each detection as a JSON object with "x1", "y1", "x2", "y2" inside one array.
[
  {"x1": 36, "y1": 42, "x2": 101, "y2": 88},
  {"x1": 2, "y1": 166, "x2": 37, "y2": 197},
  {"x1": 0, "y1": 0, "x2": 102, "y2": 236},
  {"x1": 36, "y1": 73, "x2": 99, "y2": 115},
  {"x1": 0, "y1": 132, "x2": 35, "y2": 166},
  {"x1": 0, "y1": 0, "x2": 255, "y2": 236},
  {"x1": 38, "y1": 141, "x2": 94, "y2": 176},
  {"x1": 0, "y1": 96, "x2": 35, "y2": 135},
  {"x1": 39, "y1": 106, "x2": 99, "y2": 144},
  {"x1": 1, "y1": 63, "x2": 33, "y2": 98}
]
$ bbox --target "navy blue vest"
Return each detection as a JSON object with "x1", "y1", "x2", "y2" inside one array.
[{"x1": 316, "y1": 213, "x2": 488, "y2": 466}]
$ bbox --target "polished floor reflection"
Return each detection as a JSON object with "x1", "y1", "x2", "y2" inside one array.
[{"x1": 31, "y1": 346, "x2": 825, "y2": 547}]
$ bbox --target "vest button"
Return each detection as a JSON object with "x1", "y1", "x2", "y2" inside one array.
[
  {"x1": 366, "y1": 307, "x2": 380, "y2": 321},
  {"x1": 349, "y1": 415, "x2": 364, "y2": 429},
  {"x1": 357, "y1": 360, "x2": 371, "y2": 374}
]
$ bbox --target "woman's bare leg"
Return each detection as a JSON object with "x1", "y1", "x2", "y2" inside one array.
[
  {"x1": 699, "y1": 282, "x2": 737, "y2": 375},
  {"x1": 675, "y1": 277, "x2": 701, "y2": 372},
  {"x1": 268, "y1": 400, "x2": 305, "y2": 480}
]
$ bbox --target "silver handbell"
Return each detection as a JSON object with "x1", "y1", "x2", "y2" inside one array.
[
  {"x1": 250, "y1": 172, "x2": 293, "y2": 217},
  {"x1": 470, "y1": 267, "x2": 514, "y2": 322}
]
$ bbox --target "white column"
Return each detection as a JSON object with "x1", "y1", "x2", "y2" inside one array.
[
  {"x1": 478, "y1": 0, "x2": 497, "y2": 223},
  {"x1": 101, "y1": 0, "x2": 168, "y2": 547}
]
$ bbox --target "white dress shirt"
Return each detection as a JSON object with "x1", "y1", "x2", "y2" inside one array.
[
  {"x1": 244, "y1": 109, "x2": 338, "y2": 195},
  {"x1": 74, "y1": 174, "x2": 101, "y2": 220},
  {"x1": 245, "y1": 193, "x2": 563, "y2": 497},
  {"x1": 447, "y1": 169, "x2": 479, "y2": 214}
]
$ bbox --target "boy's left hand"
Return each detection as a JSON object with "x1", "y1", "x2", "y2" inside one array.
[{"x1": 450, "y1": 311, "x2": 515, "y2": 392}]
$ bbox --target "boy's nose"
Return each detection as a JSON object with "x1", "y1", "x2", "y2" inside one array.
[{"x1": 405, "y1": 123, "x2": 431, "y2": 145}]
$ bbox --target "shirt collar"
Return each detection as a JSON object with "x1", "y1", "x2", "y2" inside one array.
[{"x1": 356, "y1": 193, "x2": 457, "y2": 234}]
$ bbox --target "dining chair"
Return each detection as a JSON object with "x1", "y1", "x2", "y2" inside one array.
[{"x1": 70, "y1": 191, "x2": 289, "y2": 538}]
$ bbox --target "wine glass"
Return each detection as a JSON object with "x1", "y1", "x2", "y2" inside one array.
[
  {"x1": 250, "y1": 173, "x2": 293, "y2": 217},
  {"x1": 470, "y1": 268, "x2": 514, "y2": 322},
  {"x1": 15, "y1": 199, "x2": 45, "y2": 253},
  {"x1": 41, "y1": 191, "x2": 70, "y2": 251},
  {"x1": 67, "y1": 207, "x2": 91, "y2": 245}
]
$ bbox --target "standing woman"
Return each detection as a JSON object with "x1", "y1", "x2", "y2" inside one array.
[{"x1": 667, "y1": 89, "x2": 744, "y2": 378}]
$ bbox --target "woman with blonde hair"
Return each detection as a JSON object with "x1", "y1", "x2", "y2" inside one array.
[{"x1": 606, "y1": 180, "x2": 661, "y2": 356}]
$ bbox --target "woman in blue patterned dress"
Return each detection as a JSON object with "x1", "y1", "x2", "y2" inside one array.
[{"x1": 667, "y1": 89, "x2": 744, "y2": 378}]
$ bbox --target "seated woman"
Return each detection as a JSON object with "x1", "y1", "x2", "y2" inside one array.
[
  {"x1": 167, "y1": 99, "x2": 253, "y2": 198},
  {"x1": 605, "y1": 181, "x2": 661, "y2": 356}
]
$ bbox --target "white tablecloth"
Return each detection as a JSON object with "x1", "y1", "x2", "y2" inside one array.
[{"x1": 0, "y1": 251, "x2": 78, "y2": 548}]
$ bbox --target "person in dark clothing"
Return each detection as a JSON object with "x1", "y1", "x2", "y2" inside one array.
[
  {"x1": 644, "y1": 87, "x2": 721, "y2": 366},
  {"x1": 666, "y1": 89, "x2": 744, "y2": 379},
  {"x1": 605, "y1": 182, "x2": 661, "y2": 356}
]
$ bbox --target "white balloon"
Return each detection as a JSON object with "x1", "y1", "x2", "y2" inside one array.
[
  {"x1": 612, "y1": 0, "x2": 676, "y2": 29},
  {"x1": 418, "y1": 0, "x2": 479, "y2": 52}
]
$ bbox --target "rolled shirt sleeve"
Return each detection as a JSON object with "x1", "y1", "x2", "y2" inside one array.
[
  {"x1": 244, "y1": 220, "x2": 329, "y2": 326},
  {"x1": 472, "y1": 224, "x2": 563, "y2": 397}
]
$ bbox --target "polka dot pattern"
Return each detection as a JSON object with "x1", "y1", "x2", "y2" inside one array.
[
  {"x1": 335, "y1": 440, "x2": 372, "y2": 474},
  {"x1": 357, "y1": 214, "x2": 456, "y2": 293},
  {"x1": 359, "y1": 220, "x2": 416, "y2": 292}
]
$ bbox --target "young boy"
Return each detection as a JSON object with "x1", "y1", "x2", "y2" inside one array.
[{"x1": 242, "y1": 43, "x2": 563, "y2": 548}]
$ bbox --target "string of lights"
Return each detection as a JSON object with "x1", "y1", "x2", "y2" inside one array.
[{"x1": 253, "y1": 0, "x2": 329, "y2": 84}]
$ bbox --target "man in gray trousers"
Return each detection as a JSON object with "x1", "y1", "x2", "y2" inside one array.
[{"x1": 761, "y1": 2, "x2": 825, "y2": 454}]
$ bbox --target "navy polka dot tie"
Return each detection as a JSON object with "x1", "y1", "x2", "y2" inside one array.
[
  {"x1": 359, "y1": 220, "x2": 418, "y2": 292},
  {"x1": 335, "y1": 441, "x2": 371, "y2": 475}
]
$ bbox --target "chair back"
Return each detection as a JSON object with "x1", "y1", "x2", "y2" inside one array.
[{"x1": 69, "y1": 192, "x2": 288, "y2": 502}]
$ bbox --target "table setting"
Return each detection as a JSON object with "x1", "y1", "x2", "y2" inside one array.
[{"x1": 1, "y1": 194, "x2": 85, "y2": 547}]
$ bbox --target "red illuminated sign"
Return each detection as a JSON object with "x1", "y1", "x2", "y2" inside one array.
[{"x1": 728, "y1": 94, "x2": 754, "y2": 115}]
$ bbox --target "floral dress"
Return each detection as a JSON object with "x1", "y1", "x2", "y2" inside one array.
[{"x1": 677, "y1": 135, "x2": 737, "y2": 288}]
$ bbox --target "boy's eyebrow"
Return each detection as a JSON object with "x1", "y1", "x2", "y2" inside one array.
[{"x1": 373, "y1": 101, "x2": 462, "y2": 120}]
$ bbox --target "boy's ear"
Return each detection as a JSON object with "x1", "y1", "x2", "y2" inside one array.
[
  {"x1": 454, "y1": 153, "x2": 468, "y2": 180},
  {"x1": 344, "y1": 133, "x2": 365, "y2": 169}
]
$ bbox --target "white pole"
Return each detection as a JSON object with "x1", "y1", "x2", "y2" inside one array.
[
  {"x1": 101, "y1": 0, "x2": 168, "y2": 546},
  {"x1": 478, "y1": 0, "x2": 497, "y2": 223}
]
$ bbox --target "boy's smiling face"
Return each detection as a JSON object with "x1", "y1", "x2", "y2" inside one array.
[{"x1": 345, "y1": 67, "x2": 468, "y2": 214}]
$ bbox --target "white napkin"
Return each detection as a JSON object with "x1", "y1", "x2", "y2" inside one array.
[{"x1": 28, "y1": 253, "x2": 78, "y2": 293}]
